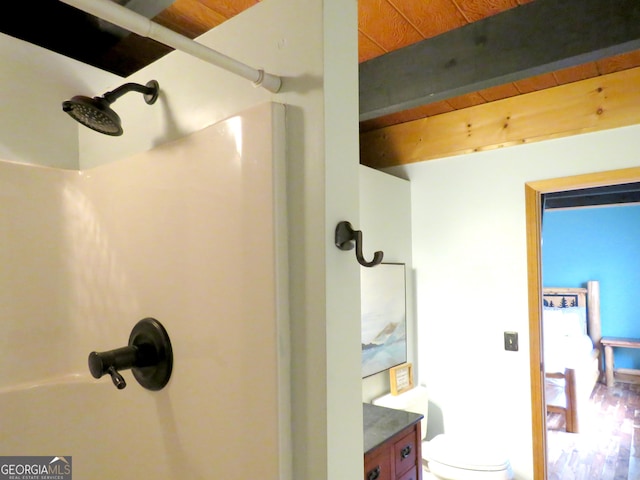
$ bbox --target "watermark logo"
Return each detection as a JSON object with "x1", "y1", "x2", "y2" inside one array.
[{"x1": 0, "y1": 456, "x2": 71, "y2": 480}]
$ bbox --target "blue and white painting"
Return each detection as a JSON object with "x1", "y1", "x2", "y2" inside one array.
[{"x1": 361, "y1": 263, "x2": 407, "y2": 378}]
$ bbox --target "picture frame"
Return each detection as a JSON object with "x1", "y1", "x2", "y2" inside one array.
[
  {"x1": 389, "y1": 362, "x2": 414, "y2": 395},
  {"x1": 361, "y1": 262, "x2": 407, "y2": 378}
]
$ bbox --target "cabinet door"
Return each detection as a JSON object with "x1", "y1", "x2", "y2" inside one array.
[
  {"x1": 397, "y1": 466, "x2": 419, "y2": 480},
  {"x1": 394, "y1": 429, "x2": 418, "y2": 476},
  {"x1": 364, "y1": 447, "x2": 392, "y2": 480}
]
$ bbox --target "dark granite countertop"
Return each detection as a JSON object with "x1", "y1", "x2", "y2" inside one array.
[{"x1": 363, "y1": 402, "x2": 423, "y2": 453}]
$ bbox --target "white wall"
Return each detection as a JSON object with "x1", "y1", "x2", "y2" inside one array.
[
  {"x1": 359, "y1": 166, "x2": 415, "y2": 402},
  {"x1": 386, "y1": 124, "x2": 640, "y2": 479},
  {"x1": 0, "y1": 0, "x2": 362, "y2": 478},
  {"x1": 0, "y1": 33, "x2": 119, "y2": 169}
]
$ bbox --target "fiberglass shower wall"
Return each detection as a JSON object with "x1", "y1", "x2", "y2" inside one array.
[{"x1": 0, "y1": 103, "x2": 290, "y2": 479}]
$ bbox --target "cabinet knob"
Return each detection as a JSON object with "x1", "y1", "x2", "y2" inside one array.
[
  {"x1": 366, "y1": 465, "x2": 380, "y2": 480},
  {"x1": 400, "y1": 444, "x2": 412, "y2": 459}
]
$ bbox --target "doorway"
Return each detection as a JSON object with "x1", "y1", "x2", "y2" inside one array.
[{"x1": 525, "y1": 167, "x2": 640, "y2": 480}]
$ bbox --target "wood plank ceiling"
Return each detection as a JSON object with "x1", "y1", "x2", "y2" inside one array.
[
  {"x1": 159, "y1": 0, "x2": 640, "y2": 135},
  {"x1": 4, "y1": 0, "x2": 639, "y2": 149},
  {"x1": 356, "y1": 0, "x2": 640, "y2": 132}
]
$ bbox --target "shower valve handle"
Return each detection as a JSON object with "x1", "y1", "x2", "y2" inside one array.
[
  {"x1": 88, "y1": 346, "x2": 139, "y2": 389},
  {"x1": 87, "y1": 318, "x2": 173, "y2": 391},
  {"x1": 107, "y1": 366, "x2": 126, "y2": 389}
]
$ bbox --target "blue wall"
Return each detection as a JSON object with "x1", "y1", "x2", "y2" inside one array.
[{"x1": 542, "y1": 204, "x2": 640, "y2": 369}]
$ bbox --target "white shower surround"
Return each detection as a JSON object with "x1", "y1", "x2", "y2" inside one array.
[{"x1": 0, "y1": 103, "x2": 290, "y2": 479}]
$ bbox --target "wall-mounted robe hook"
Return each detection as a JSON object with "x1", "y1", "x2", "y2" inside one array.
[
  {"x1": 334, "y1": 221, "x2": 384, "y2": 267},
  {"x1": 88, "y1": 318, "x2": 173, "y2": 391}
]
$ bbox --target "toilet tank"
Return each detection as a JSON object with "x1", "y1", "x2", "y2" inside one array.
[{"x1": 372, "y1": 386, "x2": 429, "y2": 439}]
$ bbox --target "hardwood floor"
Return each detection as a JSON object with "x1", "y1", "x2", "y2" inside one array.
[{"x1": 546, "y1": 379, "x2": 640, "y2": 480}]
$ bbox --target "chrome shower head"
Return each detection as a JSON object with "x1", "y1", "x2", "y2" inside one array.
[{"x1": 62, "y1": 80, "x2": 159, "y2": 136}]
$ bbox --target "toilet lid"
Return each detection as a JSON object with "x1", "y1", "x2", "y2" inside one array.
[{"x1": 424, "y1": 434, "x2": 510, "y2": 472}]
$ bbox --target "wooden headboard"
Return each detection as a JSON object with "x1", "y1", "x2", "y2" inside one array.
[
  {"x1": 542, "y1": 280, "x2": 602, "y2": 347},
  {"x1": 543, "y1": 287, "x2": 587, "y2": 309}
]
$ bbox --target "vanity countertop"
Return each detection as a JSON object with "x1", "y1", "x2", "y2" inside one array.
[{"x1": 363, "y1": 402, "x2": 423, "y2": 453}]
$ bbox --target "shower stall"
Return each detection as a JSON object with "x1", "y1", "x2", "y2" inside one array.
[{"x1": 0, "y1": 103, "x2": 290, "y2": 479}]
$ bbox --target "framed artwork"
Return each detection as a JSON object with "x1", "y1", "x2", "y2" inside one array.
[
  {"x1": 389, "y1": 363, "x2": 414, "y2": 395},
  {"x1": 361, "y1": 262, "x2": 407, "y2": 378}
]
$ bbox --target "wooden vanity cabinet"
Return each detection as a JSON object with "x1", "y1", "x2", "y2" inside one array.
[{"x1": 363, "y1": 403, "x2": 423, "y2": 480}]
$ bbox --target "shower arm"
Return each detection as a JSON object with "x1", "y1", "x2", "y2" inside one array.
[
  {"x1": 102, "y1": 82, "x2": 157, "y2": 104},
  {"x1": 58, "y1": 0, "x2": 282, "y2": 93}
]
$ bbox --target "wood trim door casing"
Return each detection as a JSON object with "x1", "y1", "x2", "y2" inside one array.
[
  {"x1": 526, "y1": 183, "x2": 546, "y2": 480},
  {"x1": 526, "y1": 166, "x2": 640, "y2": 480}
]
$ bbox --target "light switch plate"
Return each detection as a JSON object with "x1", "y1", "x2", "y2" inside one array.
[{"x1": 504, "y1": 331, "x2": 518, "y2": 351}]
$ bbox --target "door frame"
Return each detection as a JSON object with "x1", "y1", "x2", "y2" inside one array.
[{"x1": 525, "y1": 166, "x2": 640, "y2": 480}]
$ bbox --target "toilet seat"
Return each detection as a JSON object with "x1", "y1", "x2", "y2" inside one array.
[
  {"x1": 426, "y1": 461, "x2": 512, "y2": 480},
  {"x1": 423, "y1": 434, "x2": 513, "y2": 480},
  {"x1": 371, "y1": 388, "x2": 513, "y2": 480}
]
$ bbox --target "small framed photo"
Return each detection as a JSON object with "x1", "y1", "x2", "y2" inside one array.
[{"x1": 389, "y1": 362, "x2": 413, "y2": 395}]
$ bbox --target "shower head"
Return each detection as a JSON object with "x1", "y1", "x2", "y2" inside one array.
[{"x1": 62, "y1": 80, "x2": 159, "y2": 136}]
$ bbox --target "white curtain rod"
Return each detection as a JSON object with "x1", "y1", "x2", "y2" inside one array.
[{"x1": 59, "y1": 0, "x2": 282, "y2": 93}]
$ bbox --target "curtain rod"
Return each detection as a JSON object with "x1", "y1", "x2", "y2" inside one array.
[{"x1": 59, "y1": 0, "x2": 282, "y2": 93}]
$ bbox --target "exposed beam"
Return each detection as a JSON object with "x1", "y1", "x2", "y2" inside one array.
[
  {"x1": 359, "y1": 0, "x2": 640, "y2": 121},
  {"x1": 359, "y1": 66, "x2": 640, "y2": 168}
]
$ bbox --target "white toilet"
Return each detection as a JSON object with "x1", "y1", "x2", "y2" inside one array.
[{"x1": 373, "y1": 386, "x2": 513, "y2": 480}]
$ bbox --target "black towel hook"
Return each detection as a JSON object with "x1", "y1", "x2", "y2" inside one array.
[{"x1": 335, "y1": 221, "x2": 384, "y2": 267}]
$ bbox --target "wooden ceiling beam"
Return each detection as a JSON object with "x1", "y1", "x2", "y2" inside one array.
[
  {"x1": 359, "y1": 0, "x2": 640, "y2": 121},
  {"x1": 359, "y1": 66, "x2": 640, "y2": 168}
]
